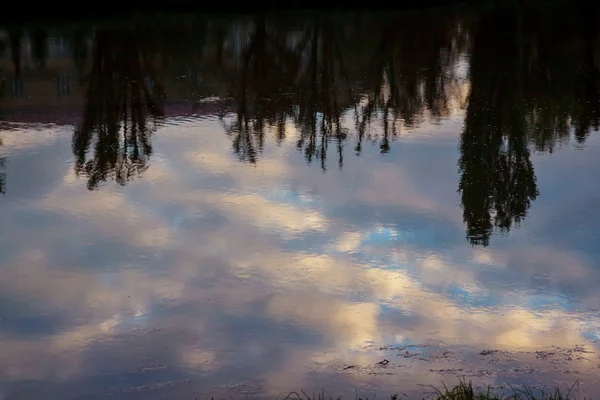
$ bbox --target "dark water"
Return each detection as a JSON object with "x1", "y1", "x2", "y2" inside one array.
[{"x1": 1, "y1": 5, "x2": 600, "y2": 399}]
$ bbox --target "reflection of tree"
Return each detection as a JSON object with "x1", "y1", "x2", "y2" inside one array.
[
  {"x1": 219, "y1": 14, "x2": 299, "y2": 164},
  {"x1": 355, "y1": 11, "x2": 468, "y2": 154},
  {"x1": 0, "y1": 140, "x2": 5, "y2": 195},
  {"x1": 70, "y1": 29, "x2": 89, "y2": 80},
  {"x1": 0, "y1": 35, "x2": 8, "y2": 195},
  {"x1": 6, "y1": 8, "x2": 600, "y2": 244},
  {"x1": 72, "y1": 27, "x2": 165, "y2": 190},
  {"x1": 459, "y1": 10, "x2": 539, "y2": 246},
  {"x1": 218, "y1": 12, "x2": 466, "y2": 170},
  {"x1": 459, "y1": 5, "x2": 600, "y2": 246},
  {"x1": 8, "y1": 28, "x2": 22, "y2": 79},
  {"x1": 209, "y1": 8, "x2": 600, "y2": 246},
  {"x1": 181, "y1": 9, "x2": 600, "y2": 245},
  {"x1": 292, "y1": 15, "x2": 362, "y2": 170},
  {"x1": 566, "y1": 6, "x2": 600, "y2": 145},
  {"x1": 32, "y1": 29, "x2": 48, "y2": 69}
]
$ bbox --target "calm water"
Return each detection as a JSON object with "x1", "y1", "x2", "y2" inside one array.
[{"x1": 1, "y1": 5, "x2": 600, "y2": 399}]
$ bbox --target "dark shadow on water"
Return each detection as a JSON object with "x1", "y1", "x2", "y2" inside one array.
[{"x1": 2, "y1": 4, "x2": 600, "y2": 245}]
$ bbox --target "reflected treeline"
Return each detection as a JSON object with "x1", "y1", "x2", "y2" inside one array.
[
  {"x1": 2, "y1": 5, "x2": 600, "y2": 244},
  {"x1": 214, "y1": 11, "x2": 468, "y2": 168},
  {"x1": 71, "y1": 24, "x2": 166, "y2": 190}
]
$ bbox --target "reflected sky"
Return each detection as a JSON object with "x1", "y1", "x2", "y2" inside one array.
[{"x1": 1, "y1": 5, "x2": 600, "y2": 400}]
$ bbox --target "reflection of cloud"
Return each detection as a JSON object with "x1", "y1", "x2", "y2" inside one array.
[
  {"x1": 332, "y1": 231, "x2": 363, "y2": 253},
  {"x1": 181, "y1": 348, "x2": 216, "y2": 370},
  {"x1": 201, "y1": 192, "x2": 328, "y2": 234},
  {"x1": 185, "y1": 151, "x2": 243, "y2": 175},
  {"x1": 470, "y1": 248, "x2": 500, "y2": 266},
  {"x1": 185, "y1": 150, "x2": 290, "y2": 180},
  {"x1": 0, "y1": 126, "x2": 70, "y2": 152},
  {"x1": 37, "y1": 183, "x2": 174, "y2": 248},
  {"x1": 140, "y1": 156, "x2": 174, "y2": 184},
  {"x1": 3, "y1": 117, "x2": 600, "y2": 397},
  {"x1": 0, "y1": 248, "x2": 185, "y2": 317},
  {"x1": 266, "y1": 293, "x2": 380, "y2": 349},
  {"x1": 356, "y1": 166, "x2": 453, "y2": 218}
]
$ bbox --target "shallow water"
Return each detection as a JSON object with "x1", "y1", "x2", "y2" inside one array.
[{"x1": 1, "y1": 5, "x2": 600, "y2": 399}]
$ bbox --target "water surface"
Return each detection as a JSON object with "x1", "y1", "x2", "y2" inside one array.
[{"x1": 1, "y1": 6, "x2": 600, "y2": 399}]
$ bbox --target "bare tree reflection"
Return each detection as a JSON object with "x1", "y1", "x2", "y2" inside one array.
[
  {"x1": 218, "y1": 11, "x2": 467, "y2": 170},
  {"x1": 355, "y1": 11, "x2": 468, "y2": 154},
  {"x1": 72, "y1": 26, "x2": 165, "y2": 190},
  {"x1": 218, "y1": 14, "x2": 299, "y2": 164},
  {"x1": 291, "y1": 14, "x2": 356, "y2": 170}
]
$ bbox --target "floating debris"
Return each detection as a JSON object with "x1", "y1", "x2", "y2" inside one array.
[
  {"x1": 480, "y1": 349, "x2": 500, "y2": 356},
  {"x1": 130, "y1": 364, "x2": 167, "y2": 373},
  {"x1": 221, "y1": 381, "x2": 263, "y2": 393},
  {"x1": 112, "y1": 379, "x2": 192, "y2": 394}
]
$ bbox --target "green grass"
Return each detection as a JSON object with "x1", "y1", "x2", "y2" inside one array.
[
  {"x1": 270, "y1": 380, "x2": 588, "y2": 400},
  {"x1": 425, "y1": 380, "x2": 584, "y2": 400}
]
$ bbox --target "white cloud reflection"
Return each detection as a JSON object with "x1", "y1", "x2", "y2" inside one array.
[{"x1": 0, "y1": 116, "x2": 599, "y2": 399}]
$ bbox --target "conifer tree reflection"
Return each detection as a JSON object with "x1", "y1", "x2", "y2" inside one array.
[
  {"x1": 459, "y1": 5, "x2": 600, "y2": 245},
  {"x1": 72, "y1": 27, "x2": 165, "y2": 190},
  {"x1": 459, "y1": 10, "x2": 539, "y2": 246}
]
